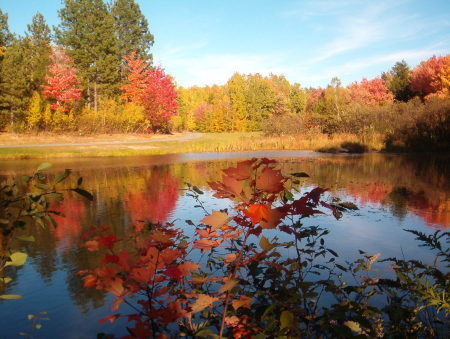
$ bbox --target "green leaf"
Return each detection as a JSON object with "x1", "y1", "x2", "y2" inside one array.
[
  {"x1": 195, "y1": 329, "x2": 214, "y2": 337},
  {"x1": 262, "y1": 304, "x2": 276, "y2": 319},
  {"x1": 16, "y1": 235, "x2": 35, "y2": 242},
  {"x1": 0, "y1": 294, "x2": 22, "y2": 299},
  {"x1": 335, "y1": 264, "x2": 348, "y2": 272},
  {"x1": 253, "y1": 334, "x2": 268, "y2": 339},
  {"x1": 6, "y1": 252, "x2": 28, "y2": 267},
  {"x1": 280, "y1": 310, "x2": 294, "y2": 329},
  {"x1": 35, "y1": 324, "x2": 42, "y2": 329},
  {"x1": 37, "y1": 162, "x2": 52, "y2": 172},
  {"x1": 53, "y1": 169, "x2": 71, "y2": 185},
  {"x1": 27, "y1": 315, "x2": 35, "y2": 320},
  {"x1": 22, "y1": 175, "x2": 31, "y2": 184},
  {"x1": 35, "y1": 184, "x2": 51, "y2": 190},
  {"x1": 71, "y1": 188, "x2": 94, "y2": 201},
  {"x1": 185, "y1": 220, "x2": 195, "y2": 226}
]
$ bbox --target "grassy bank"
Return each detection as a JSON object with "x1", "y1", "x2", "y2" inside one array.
[{"x1": 0, "y1": 132, "x2": 384, "y2": 159}]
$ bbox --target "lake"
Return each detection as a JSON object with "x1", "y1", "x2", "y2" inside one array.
[{"x1": 0, "y1": 151, "x2": 448, "y2": 338}]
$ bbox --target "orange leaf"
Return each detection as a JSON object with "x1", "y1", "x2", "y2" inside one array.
[
  {"x1": 82, "y1": 240, "x2": 99, "y2": 251},
  {"x1": 106, "y1": 278, "x2": 124, "y2": 296},
  {"x1": 260, "y1": 207, "x2": 286, "y2": 229},
  {"x1": 222, "y1": 159, "x2": 255, "y2": 180},
  {"x1": 201, "y1": 210, "x2": 229, "y2": 231},
  {"x1": 222, "y1": 175, "x2": 244, "y2": 197},
  {"x1": 219, "y1": 278, "x2": 238, "y2": 293},
  {"x1": 232, "y1": 295, "x2": 252, "y2": 310},
  {"x1": 197, "y1": 228, "x2": 219, "y2": 238},
  {"x1": 244, "y1": 204, "x2": 269, "y2": 225},
  {"x1": 190, "y1": 294, "x2": 218, "y2": 313},
  {"x1": 82, "y1": 274, "x2": 97, "y2": 288},
  {"x1": 178, "y1": 261, "x2": 200, "y2": 275},
  {"x1": 193, "y1": 238, "x2": 223, "y2": 252},
  {"x1": 225, "y1": 253, "x2": 237, "y2": 264},
  {"x1": 256, "y1": 167, "x2": 285, "y2": 193}
]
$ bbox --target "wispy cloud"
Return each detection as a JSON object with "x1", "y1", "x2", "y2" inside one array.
[{"x1": 156, "y1": 47, "x2": 289, "y2": 87}]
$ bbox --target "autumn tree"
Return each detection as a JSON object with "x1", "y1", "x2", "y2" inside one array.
[
  {"x1": 348, "y1": 77, "x2": 394, "y2": 106},
  {"x1": 121, "y1": 51, "x2": 178, "y2": 132},
  {"x1": 226, "y1": 72, "x2": 248, "y2": 131},
  {"x1": 382, "y1": 60, "x2": 413, "y2": 102},
  {"x1": 410, "y1": 55, "x2": 450, "y2": 99},
  {"x1": 42, "y1": 47, "x2": 82, "y2": 111}
]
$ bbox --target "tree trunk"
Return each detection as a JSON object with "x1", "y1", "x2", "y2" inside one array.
[
  {"x1": 10, "y1": 109, "x2": 14, "y2": 133},
  {"x1": 94, "y1": 81, "x2": 98, "y2": 112}
]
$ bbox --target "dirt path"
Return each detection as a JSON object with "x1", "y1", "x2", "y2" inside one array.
[{"x1": 0, "y1": 133, "x2": 202, "y2": 148}]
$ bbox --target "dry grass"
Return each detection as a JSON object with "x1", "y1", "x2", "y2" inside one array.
[
  {"x1": 0, "y1": 132, "x2": 385, "y2": 159},
  {"x1": 0, "y1": 132, "x2": 186, "y2": 145}
]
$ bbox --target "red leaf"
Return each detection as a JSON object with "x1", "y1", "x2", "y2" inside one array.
[
  {"x1": 307, "y1": 187, "x2": 328, "y2": 204},
  {"x1": 256, "y1": 167, "x2": 285, "y2": 193},
  {"x1": 98, "y1": 234, "x2": 119, "y2": 250},
  {"x1": 99, "y1": 313, "x2": 120, "y2": 325}
]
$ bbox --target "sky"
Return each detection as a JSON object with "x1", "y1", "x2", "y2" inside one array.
[{"x1": 1, "y1": 0, "x2": 449, "y2": 88}]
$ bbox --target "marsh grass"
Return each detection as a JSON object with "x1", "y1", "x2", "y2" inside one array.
[{"x1": 0, "y1": 132, "x2": 384, "y2": 159}]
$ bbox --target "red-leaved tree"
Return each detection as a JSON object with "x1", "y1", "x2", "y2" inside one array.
[
  {"x1": 41, "y1": 47, "x2": 82, "y2": 111},
  {"x1": 410, "y1": 55, "x2": 450, "y2": 99},
  {"x1": 121, "y1": 51, "x2": 178, "y2": 132},
  {"x1": 348, "y1": 77, "x2": 394, "y2": 106}
]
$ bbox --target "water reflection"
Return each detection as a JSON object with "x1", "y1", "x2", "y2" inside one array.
[{"x1": 0, "y1": 152, "x2": 448, "y2": 338}]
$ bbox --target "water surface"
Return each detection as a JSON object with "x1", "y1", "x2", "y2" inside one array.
[{"x1": 0, "y1": 152, "x2": 448, "y2": 338}]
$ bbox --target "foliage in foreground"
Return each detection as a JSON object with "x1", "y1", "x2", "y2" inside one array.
[
  {"x1": 0, "y1": 163, "x2": 92, "y2": 300},
  {"x1": 79, "y1": 159, "x2": 449, "y2": 338}
]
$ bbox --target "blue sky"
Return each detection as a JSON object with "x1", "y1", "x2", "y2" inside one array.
[{"x1": 1, "y1": 0, "x2": 449, "y2": 88}]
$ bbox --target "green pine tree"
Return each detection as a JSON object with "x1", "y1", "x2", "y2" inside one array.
[
  {"x1": 111, "y1": 0, "x2": 154, "y2": 61},
  {"x1": 55, "y1": 0, "x2": 121, "y2": 110}
]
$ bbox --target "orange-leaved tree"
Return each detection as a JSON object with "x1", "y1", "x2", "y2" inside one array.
[{"x1": 121, "y1": 51, "x2": 178, "y2": 133}]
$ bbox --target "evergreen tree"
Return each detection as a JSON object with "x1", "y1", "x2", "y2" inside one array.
[
  {"x1": 382, "y1": 60, "x2": 413, "y2": 102},
  {"x1": 55, "y1": 0, "x2": 121, "y2": 110},
  {"x1": 110, "y1": 0, "x2": 154, "y2": 61},
  {"x1": 0, "y1": 9, "x2": 14, "y2": 53},
  {"x1": 26, "y1": 12, "x2": 52, "y2": 92},
  {"x1": 0, "y1": 38, "x2": 34, "y2": 130}
]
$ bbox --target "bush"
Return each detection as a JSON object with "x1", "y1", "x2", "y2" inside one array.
[
  {"x1": 261, "y1": 114, "x2": 307, "y2": 136},
  {"x1": 385, "y1": 97, "x2": 450, "y2": 152}
]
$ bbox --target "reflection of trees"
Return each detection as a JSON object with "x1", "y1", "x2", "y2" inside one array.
[
  {"x1": 125, "y1": 165, "x2": 179, "y2": 223},
  {"x1": 1, "y1": 154, "x2": 448, "y2": 314},
  {"x1": 62, "y1": 246, "x2": 108, "y2": 314}
]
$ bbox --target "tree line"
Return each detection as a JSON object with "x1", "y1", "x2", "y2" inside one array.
[{"x1": 0, "y1": 0, "x2": 449, "y2": 150}]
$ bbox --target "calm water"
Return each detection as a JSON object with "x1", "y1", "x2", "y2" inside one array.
[{"x1": 0, "y1": 151, "x2": 449, "y2": 338}]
